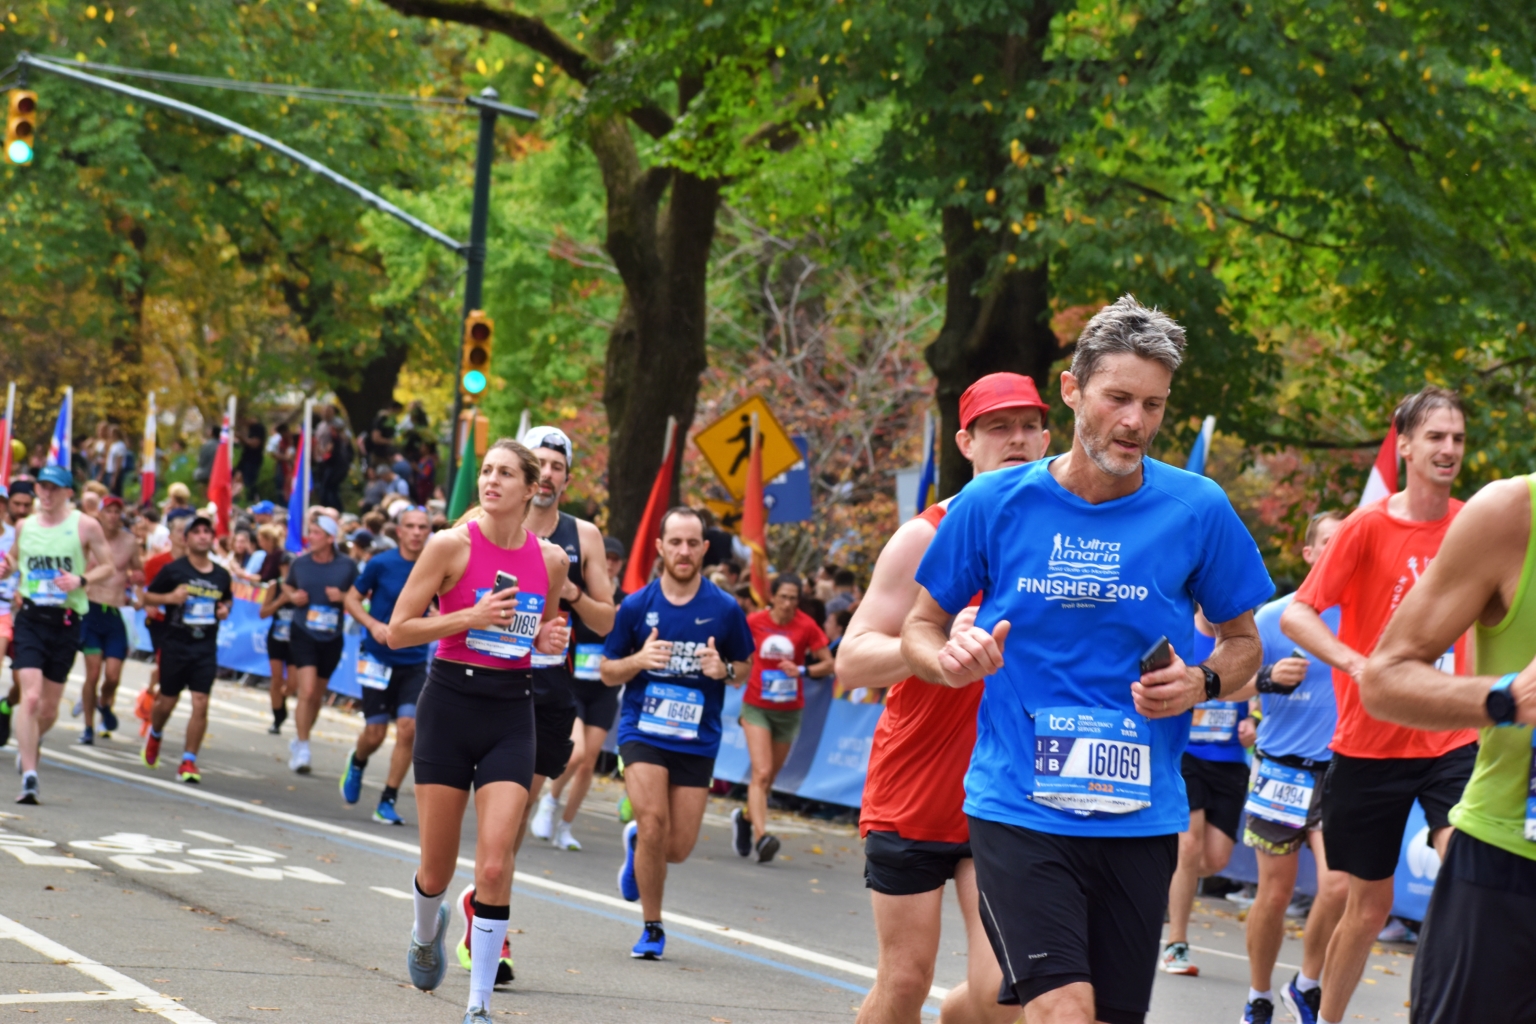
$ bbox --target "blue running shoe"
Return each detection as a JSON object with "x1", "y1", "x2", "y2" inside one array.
[
  {"x1": 98, "y1": 704, "x2": 119, "y2": 735},
  {"x1": 1242, "y1": 996, "x2": 1274, "y2": 1024},
  {"x1": 340, "y1": 751, "x2": 365, "y2": 805},
  {"x1": 406, "y1": 902, "x2": 449, "y2": 991},
  {"x1": 617, "y1": 820, "x2": 639, "y2": 902},
  {"x1": 1282, "y1": 976, "x2": 1321, "y2": 1024},
  {"x1": 631, "y1": 923, "x2": 665, "y2": 960},
  {"x1": 374, "y1": 797, "x2": 405, "y2": 825}
]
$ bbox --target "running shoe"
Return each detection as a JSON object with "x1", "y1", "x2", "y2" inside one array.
[
  {"x1": 462, "y1": 1007, "x2": 493, "y2": 1024},
  {"x1": 553, "y1": 820, "x2": 581, "y2": 851},
  {"x1": 142, "y1": 733, "x2": 162, "y2": 769},
  {"x1": 617, "y1": 793, "x2": 633, "y2": 824},
  {"x1": 755, "y1": 833, "x2": 781, "y2": 864},
  {"x1": 454, "y1": 886, "x2": 514, "y2": 985},
  {"x1": 530, "y1": 792, "x2": 557, "y2": 841},
  {"x1": 730, "y1": 807, "x2": 752, "y2": 858},
  {"x1": 630, "y1": 922, "x2": 665, "y2": 960},
  {"x1": 406, "y1": 901, "x2": 450, "y2": 992},
  {"x1": 617, "y1": 820, "x2": 640, "y2": 902},
  {"x1": 374, "y1": 797, "x2": 405, "y2": 826},
  {"x1": 178, "y1": 758, "x2": 201, "y2": 784},
  {"x1": 71, "y1": 699, "x2": 83, "y2": 718},
  {"x1": 1281, "y1": 975, "x2": 1321, "y2": 1024},
  {"x1": 340, "y1": 751, "x2": 365, "y2": 804},
  {"x1": 1377, "y1": 917, "x2": 1417, "y2": 943},
  {"x1": 0, "y1": 699, "x2": 11, "y2": 748},
  {"x1": 1158, "y1": 941, "x2": 1198, "y2": 976},
  {"x1": 78, "y1": 726, "x2": 94, "y2": 746},
  {"x1": 1242, "y1": 996, "x2": 1275, "y2": 1024},
  {"x1": 268, "y1": 705, "x2": 286, "y2": 735},
  {"x1": 98, "y1": 703, "x2": 119, "y2": 734},
  {"x1": 288, "y1": 738, "x2": 311, "y2": 774},
  {"x1": 16, "y1": 773, "x2": 38, "y2": 805}
]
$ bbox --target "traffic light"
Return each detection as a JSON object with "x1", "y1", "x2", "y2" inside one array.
[
  {"x1": 459, "y1": 309, "x2": 494, "y2": 401},
  {"x1": 5, "y1": 90, "x2": 37, "y2": 166}
]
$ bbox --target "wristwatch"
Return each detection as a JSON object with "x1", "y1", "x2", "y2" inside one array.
[
  {"x1": 1487, "y1": 673, "x2": 1519, "y2": 727},
  {"x1": 1199, "y1": 664, "x2": 1222, "y2": 701},
  {"x1": 725, "y1": 662, "x2": 736, "y2": 681}
]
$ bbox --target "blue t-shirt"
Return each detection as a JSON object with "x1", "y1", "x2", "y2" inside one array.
[
  {"x1": 916, "y1": 457, "x2": 1274, "y2": 838},
  {"x1": 354, "y1": 549, "x2": 428, "y2": 666},
  {"x1": 1185, "y1": 628, "x2": 1249, "y2": 764},
  {"x1": 608, "y1": 578, "x2": 754, "y2": 758},
  {"x1": 1254, "y1": 592, "x2": 1339, "y2": 762}
]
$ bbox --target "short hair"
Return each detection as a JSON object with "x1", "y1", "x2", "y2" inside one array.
[
  {"x1": 771, "y1": 573, "x2": 802, "y2": 597},
  {"x1": 833, "y1": 568, "x2": 856, "y2": 588},
  {"x1": 658, "y1": 505, "x2": 704, "y2": 539},
  {"x1": 1069, "y1": 294, "x2": 1186, "y2": 388},
  {"x1": 1304, "y1": 509, "x2": 1345, "y2": 547},
  {"x1": 1392, "y1": 386, "x2": 1465, "y2": 438}
]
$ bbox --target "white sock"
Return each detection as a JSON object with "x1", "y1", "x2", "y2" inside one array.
[
  {"x1": 411, "y1": 876, "x2": 445, "y2": 943},
  {"x1": 1297, "y1": 973, "x2": 1320, "y2": 992},
  {"x1": 539, "y1": 793, "x2": 557, "y2": 810},
  {"x1": 467, "y1": 903, "x2": 509, "y2": 1011},
  {"x1": 1249, "y1": 988, "x2": 1274, "y2": 1003}
]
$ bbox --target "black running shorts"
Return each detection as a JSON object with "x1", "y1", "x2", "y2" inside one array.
[
  {"x1": 1321, "y1": 744, "x2": 1477, "y2": 881},
  {"x1": 533, "y1": 698, "x2": 577, "y2": 779},
  {"x1": 619, "y1": 740, "x2": 714, "y2": 789},
  {"x1": 360, "y1": 661, "x2": 427, "y2": 724},
  {"x1": 969, "y1": 816, "x2": 1177, "y2": 1024},
  {"x1": 12, "y1": 607, "x2": 81, "y2": 682},
  {"x1": 1411, "y1": 831, "x2": 1536, "y2": 1024},
  {"x1": 569, "y1": 674, "x2": 620, "y2": 732},
  {"x1": 287, "y1": 628, "x2": 344, "y2": 678},
  {"x1": 412, "y1": 661, "x2": 535, "y2": 792},
  {"x1": 157, "y1": 643, "x2": 218, "y2": 698},
  {"x1": 863, "y1": 830, "x2": 971, "y2": 897},
  {"x1": 1180, "y1": 753, "x2": 1250, "y2": 842}
]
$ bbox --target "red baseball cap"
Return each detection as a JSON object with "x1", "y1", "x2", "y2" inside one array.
[
  {"x1": 958, "y1": 372, "x2": 1049, "y2": 430},
  {"x1": 100, "y1": 495, "x2": 125, "y2": 509}
]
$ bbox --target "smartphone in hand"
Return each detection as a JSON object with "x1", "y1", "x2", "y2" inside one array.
[
  {"x1": 1139, "y1": 636, "x2": 1172, "y2": 676},
  {"x1": 494, "y1": 571, "x2": 518, "y2": 594}
]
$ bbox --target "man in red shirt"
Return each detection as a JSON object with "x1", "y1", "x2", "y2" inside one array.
[
  {"x1": 731, "y1": 574, "x2": 833, "y2": 863},
  {"x1": 1282, "y1": 386, "x2": 1476, "y2": 1024},
  {"x1": 837, "y1": 373, "x2": 1049, "y2": 1024}
]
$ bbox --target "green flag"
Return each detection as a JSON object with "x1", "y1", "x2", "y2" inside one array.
[{"x1": 447, "y1": 419, "x2": 478, "y2": 522}]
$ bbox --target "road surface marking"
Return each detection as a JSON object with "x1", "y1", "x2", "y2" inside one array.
[
  {"x1": 1188, "y1": 944, "x2": 1300, "y2": 971},
  {"x1": 371, "y1": 886, "x2": 414, "y2": 899}
]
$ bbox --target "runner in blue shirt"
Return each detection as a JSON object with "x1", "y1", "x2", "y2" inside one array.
[
  {"x1": 601, "y1": 506, "x2": 753, "y2": 961},
  {"x1": 340, "y1": 505, "x2": 432, "y2": 825},
  {"x1": 1240, "y1": 511, "x2": 1349, "y2": 1024},
  {"x1": 902, "y1": 295, "x2": 1273, "y2": 1024}
]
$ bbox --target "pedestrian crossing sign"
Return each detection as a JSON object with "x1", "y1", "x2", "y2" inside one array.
[{"x1": 693, "y1": 396, "x2": 799, "y2": 500}]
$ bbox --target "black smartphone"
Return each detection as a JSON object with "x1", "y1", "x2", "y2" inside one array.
[
  {"x1": 493, "y1": 571, "x2": 518, "y2": 593},
  {"x1": 1139, "y1": 636, "x2": 1172, "y2": 675},
  {"x1": 1290, "y1": 647, "x2": 1308, "y2": 660}
]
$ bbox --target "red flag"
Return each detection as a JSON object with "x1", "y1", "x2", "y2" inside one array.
[
  {"x1": 0, "y1": 415, "x2": 10, "y2": 486},
  {"x1": 1358, "y1": 423, "x2": 1399, "y2": 507},
  {"x1": 208, "y1": 410, "x2": 234, "y2": 537},
  {"x1": 742, "y1": 416, "x2": 769, "y2": 607},
  {"x1": 623, "y1": 418, "x2": 678, "y2": 594}
]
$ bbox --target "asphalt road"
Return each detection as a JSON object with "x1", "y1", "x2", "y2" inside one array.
[{"x1": 1, "y1": 659, "x2": 1414, "y2": 1023}]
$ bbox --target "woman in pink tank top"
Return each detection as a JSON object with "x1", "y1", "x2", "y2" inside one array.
[{"x1": 385, "y1": 439, "x2": 570, "y2": 1015}]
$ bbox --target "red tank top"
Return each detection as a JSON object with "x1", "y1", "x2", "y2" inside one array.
[
  {"x1": 435, "y1": 519, "x2": 550, "y2": 671},
  {"x1": 859, "y1": 504, "x2": 983, "y2": 844}
]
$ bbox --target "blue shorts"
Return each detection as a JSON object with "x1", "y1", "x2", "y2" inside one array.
[{"x1": 80, "y1": 603, "x2": 130, "y2": 661}]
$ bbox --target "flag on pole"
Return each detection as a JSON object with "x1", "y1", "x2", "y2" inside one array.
[
  {"x1": 1358, "y1": 423, "x2": 1399, "y2": 507},
  {"x1": 139, "y1": 393, "x2": 157, "y2": 506},
  {"x1": 742, "y1": 413, "x2": 770, "y2": 607},
  {"x1": 285, "y1": 404, "x2": 311, "y2": 553},
  {"x1": 913, "y1": 410, "x2": 937, "y2": 518},
  {"x1": 208, "y1": 396, "x2": 236, "y2": 536},
  {"x1": 0, "y1": 381, "x2": 15, "y2": 485},
  {"x1": 1185, "y1": 415, "x2": 1216, "y2": 477},
  {"x1": 46, "y1": 388, "x2": 72, "y2": 472},
  {"x1": 447, "y1": 416, "x2": 479, "y2": 523},
  {"x1": 623, "y1": 417, "x2": 678, "y2": 595}
]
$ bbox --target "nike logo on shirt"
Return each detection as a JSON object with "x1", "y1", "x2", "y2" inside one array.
[{"x1": 695, "y1": 617, "x2": 712, "y2": 625}]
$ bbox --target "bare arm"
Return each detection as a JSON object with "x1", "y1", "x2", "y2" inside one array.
[
  {"x1": 387, "y1": 529, "x2": 519, "y2": 648},
  {"x1": 259, "y1": 581, "x2": 288, "y2": 619},
  {"x1": 345, "y1": 585, "x2": 388, "y2": 646},
  {"x1": 567, "y1": 519, "x2": 616, "y2": 635},
  {"x1": 1363, "y1": 478, "x2": 1536, "y2": 728},
  {"x1": 1281, "y1": 599, "x2": 1365, "y2": 680},
  {"x1": 70, "y1": 517, "x2": 117, "y2": 588},
  {"x1": 836, "y1": 515, "x2": 937, "y2": 689},
  {"x1": 806, "y1": 645, "x2": 834, "y2": 679},
  {"x1": 902, "y1": 588, "x2": 1009, "y2": 689},
  {"x1": 1131, "y1": 611, "x2": 1263, "y2": 719}
]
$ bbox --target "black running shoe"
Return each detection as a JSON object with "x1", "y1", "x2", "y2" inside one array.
[
  {"x1": 755, "y1": 833, "x2": 780, "y2": 864},
  {"x1": 730, "y1": 807, "x2": 752, "y2": 858}
]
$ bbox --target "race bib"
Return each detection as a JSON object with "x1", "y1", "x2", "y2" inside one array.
[
  {"x1": 1244, "y1": 758, "x2": 1316, "y2": 828},
  {"x1": 1525, "y1": 729, "x2": 1536, "y2": 843},
  {"x1": 530, "y1": 613, "x2": 570, "y2": 668},
  {"x1": 305, "y1": 605, "x2": 340, "y2": 638},
  {"x1": 1435, "y1": 647, "x2": 1456, "y2": 674},
  {"x1": 24, "y1": 567, "x2": 67, "y2": 607},
  {"x1": 759, "y1": 668, "x2": 799, "y2": 704},
  {"x1": 573, "y1": 643, "x2": 604, "y2": 681},
  {"x1": 638, "y1": 682, "x2": 704, "y2": 741},
  {"x1": 184, "y1": 598, "x2": 217, "y2": 627},
  {"x1": 1032, "y1": 706, "x2": 1152, "y2": 815},
  {"x1": 1190, "y1": 701, "x2": 1239, "y2": 744},
  {"x1": 357, "y1": 651, "x2": 391, "y2": 691},
  {"x1": 272, "y1": 608, "x2": 293, "y2": 643},
  {"x1": 0, "y1": 571, "x2": 16, "y2": 604},
  {"x1": 465, "y1": 590, "x2": 545, "y2": 661}
]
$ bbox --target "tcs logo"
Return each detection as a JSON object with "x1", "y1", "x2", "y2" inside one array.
[{"x1": 1047, "y1": 715, "x2": 1076, "y2": 731}]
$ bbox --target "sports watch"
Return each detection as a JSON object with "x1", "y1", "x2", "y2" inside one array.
[
  {"x1": 1487, "y1": 673, "x2": 1519, "y2": 727},
  {"x1": 1199, "y1": 664, "x2": 1222, "y2": 701}
]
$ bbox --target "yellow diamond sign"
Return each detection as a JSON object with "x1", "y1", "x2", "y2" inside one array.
[{"x1": 694, "y1": 396, "x2": 799, "y2": 500}]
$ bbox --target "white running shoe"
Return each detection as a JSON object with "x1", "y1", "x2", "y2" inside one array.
[
  {"x1": 553, "y1": 820, "x2": 581, "y2": 851},
  {"x1": 530, "y1": 793, "x2": 557, "y2": 841},
  {"x1": 288, "y1": 739, "x2": 311, "y2": 774}
]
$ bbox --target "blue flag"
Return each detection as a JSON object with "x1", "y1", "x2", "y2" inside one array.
[
  {"x1": 46, "y1": 390, "x2": 71, "y2": 469},
  {"x1": 914, "y1": 410, "x2": 937, "y2": 518},
  {"x1": 1185, "y1": 415, "x2": 1216, "y2": 477},
  {"x1": 285, "y1": 429, "x2": 307, "y2": 553}
]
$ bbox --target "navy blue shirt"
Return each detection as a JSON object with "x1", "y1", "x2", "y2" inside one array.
[
  {"x1": 354, "y1": 550, "x2": 428, "y2": 666},
  {"x1": 607, "y1": 578, "x2": 754, "y2": 758},
  {"x1": 1184, "y1": 627, "x2": 1250, "y2": 764}
]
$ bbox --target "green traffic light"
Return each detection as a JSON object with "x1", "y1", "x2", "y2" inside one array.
[
  {"x1": 7, "y1": 139, "x2": 32, "y2": 165},
  {"x1": 462, "y1": 369, "x2": 488, "y2": 394}
]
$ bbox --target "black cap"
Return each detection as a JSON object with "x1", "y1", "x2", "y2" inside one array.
[
  {"x1": 603, "y1": 536, "x2": 626, "y2": 558},
  {"x1": 6, "y1": 479, "x2": 32, "y2": 497},
  {"x1": 187, "y1": 515, "x2": 216, "y2": 534}
]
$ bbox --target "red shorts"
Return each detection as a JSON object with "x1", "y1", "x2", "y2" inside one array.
[{"x1": 0, "y1": 613, "x2": 13, "y2": 642}]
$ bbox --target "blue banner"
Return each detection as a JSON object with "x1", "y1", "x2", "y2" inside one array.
[{"x1": 765, "y1": 435, "x2": 812, "y2": 524}]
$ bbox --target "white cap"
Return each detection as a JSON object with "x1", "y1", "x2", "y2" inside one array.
[{"x1": 522, "y1": 425, "x2": 574, "y2": 467}]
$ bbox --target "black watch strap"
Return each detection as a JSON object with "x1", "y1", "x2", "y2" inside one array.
[{"x1": 1201, "y1": 664, "x2": 1222, "y2": 701}]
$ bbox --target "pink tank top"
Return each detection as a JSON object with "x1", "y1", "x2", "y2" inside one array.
[{"x1": 435, "y1": 519, "x2": 550, "y2": 670}]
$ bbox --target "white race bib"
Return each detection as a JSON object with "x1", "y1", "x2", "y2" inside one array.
[{"x1": 357, "y1": 651, "x2": 391, "y2": 691}]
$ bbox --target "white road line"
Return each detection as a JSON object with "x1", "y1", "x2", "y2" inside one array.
[
  {"x1": 0, "y1": 991, "x2": 138, "y2": 1004},
  {"x1": 1187, "y1": 943, "x2": 1300, "y2": 971},
  {"x1": 183, "y1": 829, "x2": 236, "y2": 844},
  {"x1": 39, "y1": 746, "x2": 940, "y2": 999},
  {"x1": 0, "y1": 912, "x2": 217, "y2": 1023},
  {"x1": 371, "y1": 886, "x2": 414, "y2": 900}
]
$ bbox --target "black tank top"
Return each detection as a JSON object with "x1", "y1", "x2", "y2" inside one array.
[{"x1": 530, "y1": 512, "x2": 598, "y2": 701}]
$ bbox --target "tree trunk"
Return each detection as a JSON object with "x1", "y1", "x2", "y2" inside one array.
[{"x1": 325, "y1": 308, "x2": 413, "y2": 447}]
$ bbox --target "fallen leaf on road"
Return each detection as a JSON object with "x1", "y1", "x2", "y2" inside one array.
[
  {"x1": 566, "y1": 968, "x2": 580, "y2": 974},
  {"x1": 203, "y1": 927, "x2": 225, "y2": 932},
  {"x1": 810, "y1": 846, "x2": 823, "y2": 854},
  {"x1": 17, "y1": 989, "x2": 36, "y2": 994},
  {"x1": 292, "y1": 957, "x2": 314, "y2": 962},
  {"x1": 19, "y1": 1009, "x2": 36, "y2": 1013},
  {"x1": 711, "y1": 1018, "x2": 732, "y2": 1023},
  {"x1": 248, "y1": 1006, "x2": 281, "y2": 1011}
]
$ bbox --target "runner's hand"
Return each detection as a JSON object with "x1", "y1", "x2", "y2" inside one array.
[
  {"x1": 635, "y1": 627, "x2": 673, "y2": 672},
  {"x1": 777, "y1": 659, "x2": 800, "y2": 676},
  {"x1": 216, "y1": 601, "x2": 231, "y2": 622},
  {"x1": 468, "y1": 584, "x2": 520, "y2": 631},
  {"x1": 1238, "y1": 717, "x2": 1257, "y2": 748},
  {"x1": 56, "y1": 571, "x2": 83, "y2": 593},
  {"x1": 536, "y1": 615, "x2": 571, "y2": 656},
  {"x1": 699, "y1": 637, "x2": 728, "y2": 680},
  {"x1": 1511, "y1": 653, "x2": 1536, "y2": 726},
  {"x1": 936, "y1": 620, "x2": 1010, "y2": 687},
  {"x1": 368, "y1": 622, "x2": 390, "y2": 646},
  {"x1": 324, "y1": 586, "x2": 344, "y2": 602},
  {"x1": 288, "y1": 588, "x2": 310, "y2": 607},
  {"x1": 163, "y1": 584, "x2": 189, "y2": 606},
  {"x1": 1132, "y1": 647, "x2": 1201, "y2": 719},
  {"x1": 1271, "y1": 656, "x2": 1309, "y2": 687}
]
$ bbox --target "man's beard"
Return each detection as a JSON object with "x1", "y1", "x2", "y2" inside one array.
[
  {"x1": 530, "y1": 492, "x2": 557, "y2": 509},
  {"x1": 1077, "y1": 421, "x2": 1148, "y2": 478},
  {"x1": 665, "y1": 560, "x2": 698, "y2": 583}
]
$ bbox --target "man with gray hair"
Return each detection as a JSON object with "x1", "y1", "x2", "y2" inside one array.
[{"x1": 901, "y1": 294, "x2": 1272, "y2": 1024}]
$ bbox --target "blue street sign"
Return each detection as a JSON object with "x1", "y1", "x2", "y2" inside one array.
[{"x1": 765, "y1": 435, "x2": 812, "y2": 524}]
